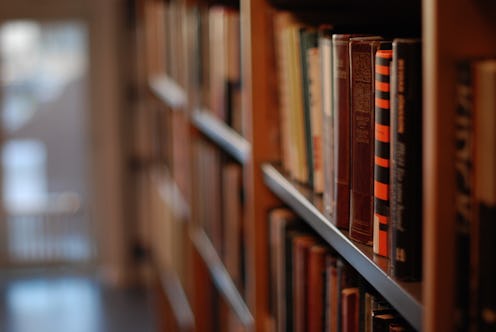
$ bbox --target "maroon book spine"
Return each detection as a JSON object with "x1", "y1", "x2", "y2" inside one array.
[
  {"x1": 332, "y1": 34, "x2": 354, "y2": 229},
  {"x1": 293, "y1": 235, "x2": 316, "y2": 332},
  {"x1": 349, "y1": 37, "x2": 382, "y2": 245}
]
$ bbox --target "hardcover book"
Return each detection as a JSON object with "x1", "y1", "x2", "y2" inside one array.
[
  {"x1": 454, "y1": 61, "x2": 473, "y2": 332},
  {"x1": 307, "y1": 244, "x2": 328, "y2": 332},
  {"x1": 332, "y1": 34, "x2": 356, "y2": 229},
  {"x1": 390, "y1": 39, "x2": 422, "y2": 281},
  {"x1": 473, "y1": 60, "x2": 496, "y2": 332},
  {"x1": 269, "y1": 208, "x2": 302, "y2": 332},
  {"x1": 373, "y1": 46, "x2": 393, "y2": 257},
  {"x1": 293, "y1": 235, "x2": 316, "y2": 332},
  {"x1": 319, "y1": 27, "x2": 335, "y2": 215},
  {"x1": 349, "y1": 36, "x2": 383, "y2": 245}
]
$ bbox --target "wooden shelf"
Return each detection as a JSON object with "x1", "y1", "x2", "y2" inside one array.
[
  {"x1": 148, "y1": 74, "x2": 187, "y2": 109},
  {"x1": 150, "y1": 167, "x2": 190, "y2": 221},
  {"x1": 159, "y1": 266, "x2": 195, "y2": 331},
  {"x1": 189, "y1": 225, "x2": 254, "y2": 328},
  {"x1": 191, "y1": 109, "x2": 251, "y2": 164},
  {"x1": 261, "y1": 163, "x2": 422, "y2": 330}
]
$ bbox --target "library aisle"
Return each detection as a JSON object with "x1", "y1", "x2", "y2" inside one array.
[{"x1": 0, "y1": 273, "x2": 157, "y2": 332}]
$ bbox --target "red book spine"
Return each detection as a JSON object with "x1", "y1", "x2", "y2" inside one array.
[
  {"x1": 373, "y1": 49, "x2": 393, "y2": 256},
  {"x1": 349, "y1": 37, "x2": 382, "y2": 245},
  {"x1": 341, "y1": 288, "x2": 360, "y2": 332}
]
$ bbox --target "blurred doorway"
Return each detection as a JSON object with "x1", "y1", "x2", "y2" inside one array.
[{"x1": 0, "y1": 21, "x2": 96, "y2": 267}]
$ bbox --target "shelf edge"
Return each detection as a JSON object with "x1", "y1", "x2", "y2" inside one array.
[
  {"x1": 191, "y1": 109, "x2": 251, "y2": 164},
  {"x1": 261, "y1": 163, "x2": 423, "y2": 331},
  {"x1": 148, "y1": 74, "x2": 187, "y2": 109},
  {"x1": 160, "y1": 267, "x2": 195, "y2": 331},
  {"x1": 190, "y1": 225, "x2": 254, "y2": 327}
]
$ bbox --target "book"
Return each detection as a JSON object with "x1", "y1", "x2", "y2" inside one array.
[
  {"x1": 349, "y1": 36, "x2": 383, "y2": 245},
  {"x1": 373, "y1": 46, "x2": 393, "y2": 257},
  {"x1": 390, "y1": 38, "x2": 422, "y2": 281},
  {"x1": 324, "y1": 255, "x2": 339, "y2": 332},
  {"x1": 268, "y1": 208, "x2": 301, "y2": 332},
  {"x1": 274, "y1": 12, "x2": 298, "y2": 178},
  {"x1": 332, "y1": 34, "x2": 355, "y2": 229},
  {"x1": 473, "y1": 60, "x2": 496, "y2": 331},
  {"x1": 293, "y1": 235, "x2": 316, "y2": 332},
  {"x1": 307, "y1": 244, "x2": 328, "y2": 332},
  {"x1": 341, "y1": 287, "x2": 360, "y2": 332},
  {"x1": 299, "y1": 28, "x2": 319, "y2": 190},
  {"x1": 320, "y1": 26, "x2": 335, "y2": 217},
  {"x1": 305, "y1": 29, "x2": 325, "y2": 193},
  {"x1": 453, "y1": 61, "x2": 473, "y2": 331}
]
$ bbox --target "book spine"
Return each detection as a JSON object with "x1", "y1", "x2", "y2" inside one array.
[
  {"x1": 474, "y1": 60, "x2": 496, "y2": 332},
  {"x1": 390, "y1": 39, "x2": 422, "y2": 281},
  {"x1": 325, "y1": 255, "x2": 338, "y2": 332},
  {"x1": 454, "y1": 61, "x2": 473, "y2": 331},
  {"x1": 308, "y1": 39, "x2": 324, "y2": 193},
  {"x1": 269, "y1": 209, "x2": 300, "y2": 332},
  {"x1": 293, "y1": 236, "x2": 315, "y2": 332},
  {"x1": 341, "y1": 288, "x2": 360, "y2": 332},
  {"x1": 332, "y1": 35, "x2": 353, "y2": 229},
  {"x1": 300, "y1": 28, "x2": 318, "y2": 188},
  {"x1": 373, "y1": 49, "x2": 393, "y2": 256},
  {"x1": 349, "y1": 38, "x2": 382, "y2": 245},
  {"x1": 320, "y1": 29, "x2": 334, "y2": 208},
  {"x1": 289, "y1": 26, "x2": 309, "y2": 184},
  {"x1": 307, "y1": 245, "x2": 327, "y2": 332}
]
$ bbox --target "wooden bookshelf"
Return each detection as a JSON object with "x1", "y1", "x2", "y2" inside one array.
[
  {"x1": 191, "y1": 109, "x2": 251, "y2": 164},
  {"x1": 262, "y1": 163, "x2": 422, "y2": 330},
  {"x1": 190, "y1": 225, "x2": 254, "y2": 328},
  {"x1": 127, "y1": 0, "x2": 496, "y2": 329}
]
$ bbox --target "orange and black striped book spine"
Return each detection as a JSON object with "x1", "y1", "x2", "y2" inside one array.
[{"x1": 373, "y1": 48, "x2": 393, "y2": 257}]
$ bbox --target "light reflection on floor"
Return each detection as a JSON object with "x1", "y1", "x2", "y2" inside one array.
[{"x1": 0, "y1": 274, "x2": 156, "y2": 332}]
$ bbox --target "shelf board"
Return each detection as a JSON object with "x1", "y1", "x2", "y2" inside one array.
[
  {"x1": 191, "y1": 109, "x2": 251, "y2": 164},
  {"x1": 160, "y1": 266, "x2": 195, "y2": 331},
  {"x1": 148, "y1": 74, "x2": 187, "y2": 109},
  {"x1": 261, "y1": 163, "x2": 423, "y2": 331},
  {"x1": 150, "y1": 167, "x2": 190, "y2": 221},
  {"x1": 190, "y1": 225, "x2": 254, "y2": 327}
]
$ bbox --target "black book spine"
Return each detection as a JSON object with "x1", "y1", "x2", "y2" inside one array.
[
  {"x1": 454, "y1": 61, "x2": 473, "y2": 331},
  {"x1": 390, "y1": 39, "x2": 422, "y2": 281}
]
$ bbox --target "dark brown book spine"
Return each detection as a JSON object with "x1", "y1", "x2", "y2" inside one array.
[
  {"x1": 307, "y1": 245, "x2": 327, "y2": 332},
  {"x1": 349, "y1": 37, "x2": 382, "y2": 245},
  {"x1": 390, "y1": 39, "x2": 422, "y2": 281},
  {"x1": 332, "y1": 34, "x2": 353, "y2": 229},
  {"x1": 293, "y1": 235, "x2": 316, "y2": 332}
]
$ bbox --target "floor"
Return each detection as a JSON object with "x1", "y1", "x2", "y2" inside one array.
[{"x1": 0, "y1": 271, "x2": 157, "y2": 332}]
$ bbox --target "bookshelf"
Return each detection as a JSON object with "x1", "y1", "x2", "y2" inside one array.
[
  {"x1": 126, "y1": 0, "x2": 496, "y2": 330},
  {"x1": 262, "y1": 163, "x2": 422, "y2": 330}
]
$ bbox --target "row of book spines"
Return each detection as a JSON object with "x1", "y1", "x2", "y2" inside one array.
[
  {"x1": 275, "y1": 19, "x2": 422, "y2": 281},
  {"x1": 454, "y1": 60, "x2": 496, "y2": 331},
  {"x1": 199, "y1": 6, "x2": 243, "y2": 133},
  {"x1": 268, "y1": 208, "x2": 414, "y2": 332},
  {"x1": 194, "y1": 139, "x2": 246, "y2": 293}
]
